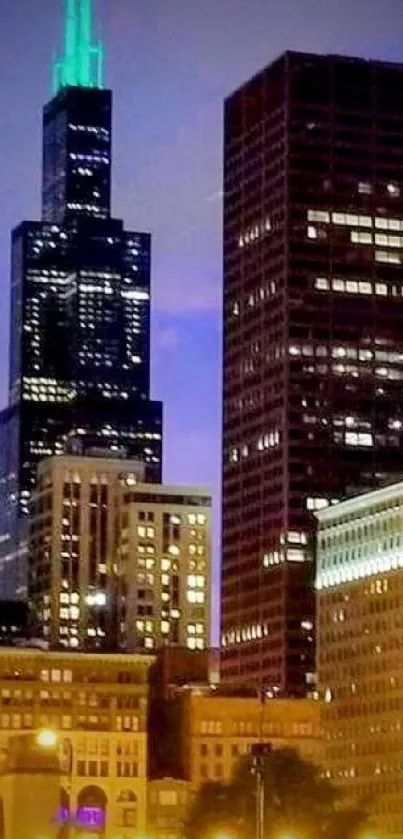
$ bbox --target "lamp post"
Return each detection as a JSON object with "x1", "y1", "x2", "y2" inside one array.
[
  {"x1": 251, "y1": 742, "x2": 272, "y2": 839},
  {"x1": 36, "y1": 730, "x2": 73, "y2": 835}
]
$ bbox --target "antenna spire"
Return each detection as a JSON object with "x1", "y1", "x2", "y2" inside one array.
[{"x1": 52, "y1": 0, "x2": 104, "y2": 94}]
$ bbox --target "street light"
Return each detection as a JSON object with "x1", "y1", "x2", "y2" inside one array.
[
  {"x1": 36, "y1": 728, "x2": 58, "y2": 749},
  {"x1": 36, "y1": 729, "x2": 73, "y2": 834}
]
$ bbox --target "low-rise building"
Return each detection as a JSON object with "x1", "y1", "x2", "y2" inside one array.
[
  {"x1": 147, "y1": 777, "x2": 192, "y2": 839},
  {"x1": 0, "y1": 646, "x2": 153, "y2": 839},
  {"x1": 316, "y1": 480, "x2": 403, "y2": 839},
  {"x1": 149, "y1": 683, "x2": 321, "y2": 787}
]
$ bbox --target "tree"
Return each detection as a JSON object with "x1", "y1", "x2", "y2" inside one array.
[{"x1": 184, "y1": 748, "x2": 367, "y2": 839}]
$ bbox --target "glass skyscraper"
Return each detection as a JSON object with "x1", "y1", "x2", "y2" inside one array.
[{"x1": 0, "y1": 0, "x2": 163, "y2": 598}]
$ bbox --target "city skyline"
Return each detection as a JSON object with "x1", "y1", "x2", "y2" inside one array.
[{"x1": 1, "y1": 0, "x2": 403, "y2": 637}]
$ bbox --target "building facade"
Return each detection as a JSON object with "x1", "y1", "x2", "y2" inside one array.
[
  {"x1": 0, "y1": 0, "x2": 162, "y2": 599},
  {"x1": 28, "y1": 455, "x2": 147, "y2": 649},
  {"x1": 316, "y1": 481, "x2": 403, "y2": 839},
  {"x1": 149, "y1": 686, "x2": 321, "y2": 786},
  {"x1": 0, "y1": 732, "x2": 60, "y2": 839},
  {"x1": 0, "y1": 647, "x2": 153, "y2": 839},
  {"x1": 147, "y1": 778, "x2": 192, "y2": 839},
  {"x1": 29, "y1": 455, "x2": 211, "y2": 652},
  {"x1": 222, "y1": 50, "x2": 403, "y2": 695},
  {"x1": 117, "y1": 484, "x2": 211, "y2": 653}
]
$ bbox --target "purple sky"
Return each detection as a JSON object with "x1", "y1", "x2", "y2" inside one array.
[{"x1": 1, "y1": 0, "x2": 403, "y2": 639}]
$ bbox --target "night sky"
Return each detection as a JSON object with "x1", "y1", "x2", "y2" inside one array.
[{"x1": 1, "y1": 0, "x2": 403, "y2": 638}]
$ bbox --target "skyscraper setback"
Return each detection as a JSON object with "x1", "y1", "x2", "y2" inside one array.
[
  {"x1": 221, "y1": 51, "x2": 403, "y2": 695},
  {"x1": 0, "y1": 0, "x2": 162, "y2": 598}
]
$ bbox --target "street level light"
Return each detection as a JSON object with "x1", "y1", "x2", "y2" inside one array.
[{"x1": 36, "y1": 729, "x2": 58, "y2": 749}]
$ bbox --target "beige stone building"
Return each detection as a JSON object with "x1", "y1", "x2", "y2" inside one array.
[
  {"x1": 316, "y1": 480, "x2": 403, "y2": 839},
  {"x1": 147, "y1": 777, "x2": 192, "y2": 839},
  {"x1": 0, "y1": 646, "x2": 152, "y2": 839},
  {"x1": 29, "y1": 454, "x2": 211, "y2": 652},
  {"x1": 29, "y1": 454, "x2": 146, "y2": 648},
  {"x1": 150, "y1": 685, "x2": 322, "y2": 788},
  {"x1": 0, "y1": 732, "x2": 60, "y2": 839}
]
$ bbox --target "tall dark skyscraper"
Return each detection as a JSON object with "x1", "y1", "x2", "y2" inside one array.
[
  {"x1": 221, "y1": 51, "x2": 403, "y2": 696},
  {"x1": 0, "y1": 0, "x2": 162, "y2": 598}
]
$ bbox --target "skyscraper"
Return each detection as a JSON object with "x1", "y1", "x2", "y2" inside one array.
[
  {"x1": 221, "y1": 51, "x2": 403, "y2": 696},
  {"x1": 0, "y1": 0, "x2": 162, "y2": 598}
]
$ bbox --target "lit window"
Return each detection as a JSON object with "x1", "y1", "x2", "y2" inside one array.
[
  {"x1": 375, "y1": 283, "x2": 387, "y2": 296},
  {"x1": 187, "y1": 591, "x2": 205, "y2": 604},
  {"x1": 197, "y1": 514, "x2": 206, "y2": 525},
  {"x1": 287, "y1": 549, "x2": 306, "y2": 562},
  {"x1": 351, "y1": 231, "x2": 372, "y2": 245},
  {"x1": 137, "y1": 526, "x2": 146, "y2": 538},
  {"x1": 287, "y1": 531, "x2": 307, "y2": 545},
  {"x1": 307, "y1": 225, "x2": 318, "y2": 239},
  {"x1": 345, "y1": 431, "x2": 373, "y2": 447},
  {"x1": 161, "y1": 621, "x2": 170, "y2": 634},
  {"x1": 314, "y1": 277, "x2": 329, "y2": 290},
  {"x1": 168, "y1": 545, "x2": 180, "y2": 556},
  {"x1": 229, "y1": 447, "x2": 239, "y2": 463},
  {"x1": 188, "y1": 514, "x2": 197, "y2": 525},
  {"x1": 358, "y1": 182, "x2": 372, "y2": 195},
  {"x1": 375, "y1": 251, "x2": 401, "y2": 264},
  {"x1": 306, "y1": 497, "x2": 329, "y2": 511},
  {"x1": 307, "y1": 209, "x2": 330, "y2": 223},
  {"x1": 387, "y1": 183, "x2": 400, "y2": 197},
  {"x1": 332, "y1": 212, "x2": 346, "y2": 225}
]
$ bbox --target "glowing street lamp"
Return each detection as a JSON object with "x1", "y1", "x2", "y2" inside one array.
[{"x1": 36, "y1": 729, "x2": 58, "y2": 749}]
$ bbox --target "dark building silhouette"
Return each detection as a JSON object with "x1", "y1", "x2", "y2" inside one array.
[
  {"x1": 0, "y1": 600, "x2": 28, "y2": 644},
  {"x1": 221, "y1": 50, "x2": 403, "y2": 695},
  {"x1": 0, "y1": 1, "x2": 162, "y2": 598}
]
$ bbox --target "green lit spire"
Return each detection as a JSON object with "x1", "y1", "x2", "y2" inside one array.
[{"x1": 52, "y1": 0, "x2": 104, "y2": 94}]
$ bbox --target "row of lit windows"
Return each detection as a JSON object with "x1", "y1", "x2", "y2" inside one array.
[
  {"x1": 316, "y1": 550, "x2": 403, "y2": 590},
  {"x1": 230, "y1": 282, "x2": 278, "y2": 317},
  {"x1": 229, "y1": 430, "x2": 281, "y2": 463},
  {"x1": 308, "y1": 223, "x2": 403, "y2": 259},
  {"x1": 222, "y1": 622, "x2": 276, "y2": 647},
  {"x1": 320, "y1": 517, "x2": 403, "y2": 552},
  {"x1": 314, "y1": 276, "x2": 398, "y2": 296},
  {"x1": 238, "y1": 217, "x2": 271, "y2": 248},
  {"x1": 308, "y1": 208, "x2": 403, "y2": 230}
]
